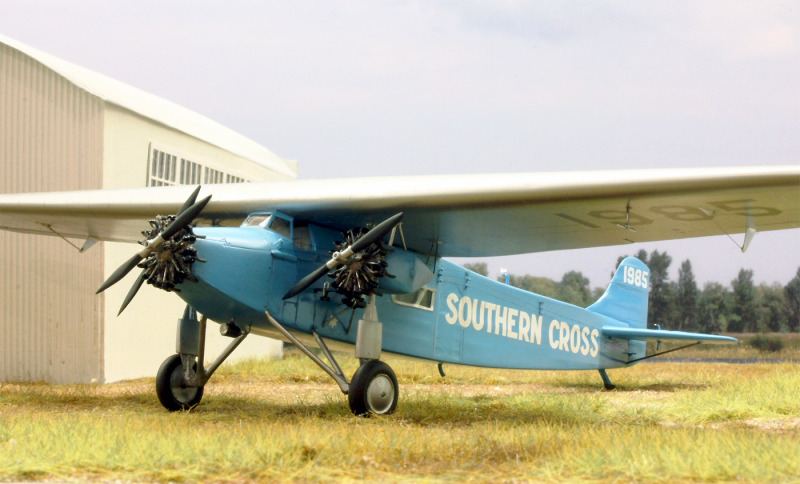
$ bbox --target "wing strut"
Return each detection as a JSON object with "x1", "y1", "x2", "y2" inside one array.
[
  {"x1": 37, "y1": 223, "x2": 83, "y2": 252},
  {"x1": 741, "y1": 226, "x2": 757, "y2": 253},
  {"x1": 626, "y1": 342, "x2": 701, "y2": 364},
  {"x1": 698, "y1": 206, "x2": 758, "y2": 253}
]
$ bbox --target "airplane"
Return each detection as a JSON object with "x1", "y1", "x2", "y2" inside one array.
[{"x1": 0, "y1": 166, "x2": 798, "y2": 415}]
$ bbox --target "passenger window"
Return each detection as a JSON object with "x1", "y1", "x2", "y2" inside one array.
[
  {"x1": 392, "y1": 288, "x2": 436, "y2": 311},
  {"x1": 294, "y1": 225, "x2": 312, "y2": 251},
  {"x1": 268, "y1": 216, "x2": 292, "y2": 239}
]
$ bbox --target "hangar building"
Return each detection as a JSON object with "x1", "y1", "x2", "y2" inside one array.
[{"x1": 1, "y1": 34, "x2": 295, "y2": 384}]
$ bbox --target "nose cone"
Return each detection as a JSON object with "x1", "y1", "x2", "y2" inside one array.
[{"x1": 176, "y1": 228, "x2": 274, "y2": 324}]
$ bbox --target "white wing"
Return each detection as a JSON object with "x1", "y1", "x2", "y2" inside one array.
[{"x1": 0, "y1": 166, "x2": 797, "y2": 257}]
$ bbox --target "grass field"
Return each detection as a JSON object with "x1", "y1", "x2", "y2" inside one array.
[
  {"x1": 1, "y1": 342, "x2": 799, "y2": 483},
  {"x1": 660, "y1": 333, "x2": 800, "y2": 360}
]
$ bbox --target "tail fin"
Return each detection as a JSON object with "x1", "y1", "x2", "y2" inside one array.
[{"x1": 587, "y1": 257, "x2": 650, "y2": 328}]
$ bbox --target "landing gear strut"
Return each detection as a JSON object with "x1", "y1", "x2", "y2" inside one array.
[
  {"x1": 265, "y1": 295, "x2": 400, "y2": 417},
  {"x1": 598, "y1": 369, "x2": 616, "y2": 390},
  {"x1": 156, "y1": 305, "x2": 248, "y2": 411},
  {"x1": 349, "y1": 295, "x2": 399, "y2": 416}
]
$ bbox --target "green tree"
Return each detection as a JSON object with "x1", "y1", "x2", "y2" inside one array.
[
  {"x1": 558, "y1": 270, "x2": 593, "y2": 307},
  {"x1": 729, "y1": 269, "x2": 758, "y2": 332},
  {"x1": 505, "y1": 274, "x2": 560, "y2": 299},
  {"x1": 647, "y1": 250, "x2": 676, "y2": 329},
  {"x1": 697, "y1": 282, "x2": 729, "y2": 333},
  {"x1": 615, "y1": 249, "x2": 676, "y2": 328},
  {"x1": 676, "y1": 259, "x2": 699, "y2": 331},
  {"x1": 786, "y1": 267, "x2": 800, "y2": 332},
  {"x1": 464, "y1": 262, "x2": 488, "y2": 277},
  {"x1": 757, "y1": 283, "x2": 789, "y2": 332}
]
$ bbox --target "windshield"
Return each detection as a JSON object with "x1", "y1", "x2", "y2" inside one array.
[{"x1": 241, "y1": 214, "x2": 270, "y2": 228}]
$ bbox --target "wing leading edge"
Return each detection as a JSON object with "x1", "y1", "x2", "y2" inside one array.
[{"x1": 0, "y1": 166, "x2": 798, "y2": 257}]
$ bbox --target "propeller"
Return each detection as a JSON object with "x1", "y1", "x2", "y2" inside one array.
[
  {"x1": 96, "y1": 186, "x2": 210, "y2": 315},
  {"x1": 283, "y1": 212, "x2": 403, "y2": 301}
]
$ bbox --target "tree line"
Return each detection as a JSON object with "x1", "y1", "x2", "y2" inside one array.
[{"x1": 464, "y1": 250, "x2": 800, "y2": 334}]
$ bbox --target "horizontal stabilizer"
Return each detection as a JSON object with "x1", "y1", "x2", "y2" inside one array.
[{"x1": 601, "y1": 326, "x2": 737, "y2": 345}]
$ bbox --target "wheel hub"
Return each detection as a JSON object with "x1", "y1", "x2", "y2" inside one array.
[
  {"x1": 366, "y1": 374, "x2": 395, "y2": 414},
  {"x1": 169, "y1": 363, "x2": 198, "y2": 404}
]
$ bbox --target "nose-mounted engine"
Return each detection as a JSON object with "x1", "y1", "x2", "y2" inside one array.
[
  {"x1": 96, "y1": 186, "x2": 210, "y2": 315},
  {"x1": 137, "y1": 214, "x2": 201, "y2": 292}
]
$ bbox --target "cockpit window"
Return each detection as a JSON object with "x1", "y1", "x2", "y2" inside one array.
[
  {"x1": 241, "y1": 212, "x2": 293, "y2": 239},
  {"x1": 241, "y1": 214, "x2": 270, "y2": 228}
]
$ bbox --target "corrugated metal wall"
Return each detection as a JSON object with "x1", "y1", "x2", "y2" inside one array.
[{"x1": 0, "y1": 43, "x2": 105, "y2": 383}]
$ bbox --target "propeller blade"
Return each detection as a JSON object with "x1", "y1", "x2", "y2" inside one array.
[
  {"x1": 97, "y1": 192, "x2": 211, "y2": 296},
  {"x1": 161, "y1": 195, "x2": 212, "y2": 241},
  {"x1": 282, "y1": 212, "x2": 403, "y2": 300},
  {"x1": 118, "y1": 270, "x2": 147, "y2": 315},
  {"x1": 282, "y1": 264, "x2": 330, "y2": 301},
  {"x1": 97, "y1": 253, "x2": 143, "y2": 294},
  {"x1": 350, "y1": 212, "x2": 404, "y2": 253},
  {"x1": 176, "y1": 185, "x2": 202, "y2": 216}
]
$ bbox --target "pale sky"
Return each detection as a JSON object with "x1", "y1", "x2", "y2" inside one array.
[{"x1": 2, "y1": 1, "x2": 798, "y2": 288}]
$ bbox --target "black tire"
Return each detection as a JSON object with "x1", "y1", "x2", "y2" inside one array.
[
  {"x1": 156, "y1": 354, "x2": 204, "y2": 411},
  {"x1": 348, "y1": 360, "x2": 398, "y2": 416}
]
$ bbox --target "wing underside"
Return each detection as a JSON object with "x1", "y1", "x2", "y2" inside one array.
[{"x1": 0, "y1": 166, "x2": 798, "y2": 257}]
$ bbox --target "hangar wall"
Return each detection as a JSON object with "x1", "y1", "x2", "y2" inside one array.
[
  {"x1": 100, "y1": 105, "x2": 284, "y2": 382},
  {"x1": 2, "y1": 36, "x2": 289, "y2": 384},
  {"x1": 0, "y1": 42, "x2": 105, "y2": 383}
]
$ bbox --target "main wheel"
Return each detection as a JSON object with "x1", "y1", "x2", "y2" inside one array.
[
  {"x1": 348, "y1": 360, "x2": 398, "y2": 416},
  {"x1": 156, "y1": 354, "x2": 204, "y2": 411}
]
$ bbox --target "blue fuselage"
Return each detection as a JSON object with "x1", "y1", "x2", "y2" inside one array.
[{"x1": 176, "y1": 223, "x2": 642, "y2": 371}]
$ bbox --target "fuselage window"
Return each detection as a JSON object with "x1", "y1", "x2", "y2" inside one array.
[
  {"x1": 268, "y1": 216, "x2": 292, "y2": 239},
  {"x1": 294, "y1": 225, "x2": 312, "y2": 251},
  {"x1": 392, "y1": 287, "x2": 436, "y2": 311}
]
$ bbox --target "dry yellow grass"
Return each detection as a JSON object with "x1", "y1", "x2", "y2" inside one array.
[{"x1": 1, "y1": 353, "x2": 799, "y2": 483}]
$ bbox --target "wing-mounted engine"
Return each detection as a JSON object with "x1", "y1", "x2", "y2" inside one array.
[
  {"x1": 283, "y1": 213, "x2": 404, "y2": 307},
  {"x1": 277, "y1": 212, "x2": 430, "y2": 417},
  {"x1": 283, "y1": 213, "x2": 435, "y2": 307},
  {"x1": 328, "y1": 226, "x2": 393, "y2": 307}
]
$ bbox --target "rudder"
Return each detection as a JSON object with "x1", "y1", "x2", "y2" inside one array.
[{"x1": 587, "y1": 257, "x2": 650, "y2": 328}]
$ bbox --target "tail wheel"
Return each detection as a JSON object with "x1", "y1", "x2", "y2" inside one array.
[
  {"x1": 156, "y1": 354, "x2": 204, "y2": 411},
  {"x1": 348, "y1": 360, "x2": 398, "y2": 416}
]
